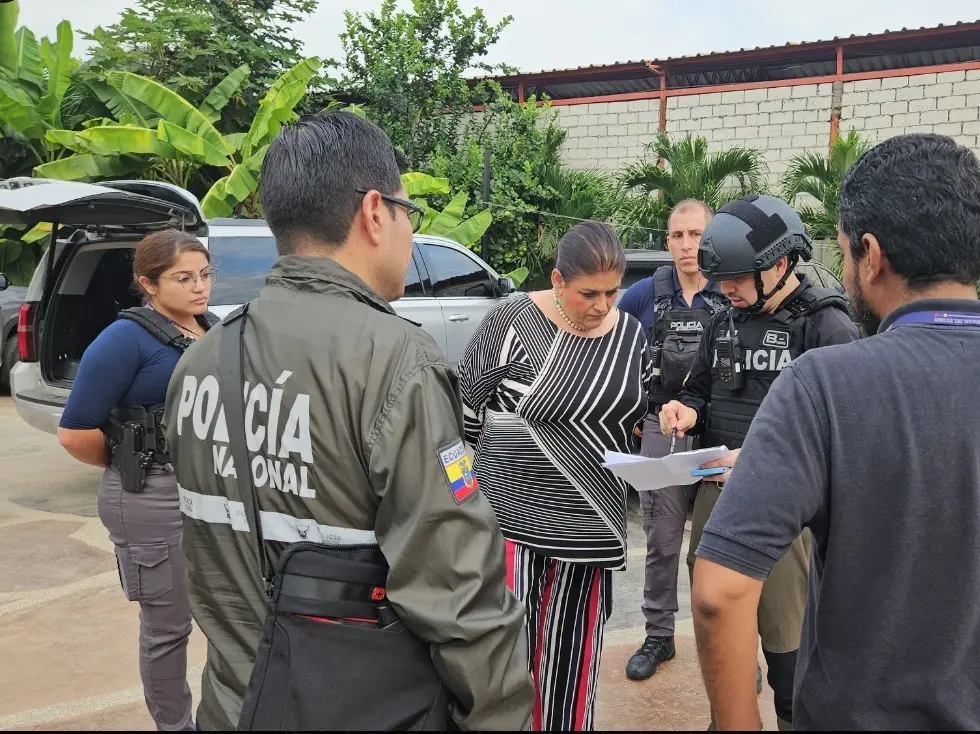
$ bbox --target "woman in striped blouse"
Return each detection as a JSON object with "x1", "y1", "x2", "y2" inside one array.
[{"x1": 459, "y1": 222, "x2": 651, "y2": 731}]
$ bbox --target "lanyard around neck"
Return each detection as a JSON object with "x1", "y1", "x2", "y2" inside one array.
[{"x1": 886, "y1": 310, "x2": 980, "y2": 331}]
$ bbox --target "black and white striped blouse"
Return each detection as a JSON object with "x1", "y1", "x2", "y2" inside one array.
[{"x1": 459, "y1": 294, "x2": 651, "y2": 570}]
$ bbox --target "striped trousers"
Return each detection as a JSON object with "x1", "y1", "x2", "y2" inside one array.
[{"x1": 505, "y1": 540, "x2": 613, "y2": 731}]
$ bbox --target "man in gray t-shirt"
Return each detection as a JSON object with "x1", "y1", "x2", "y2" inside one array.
[{"x1": 690, "y1": 132, "x2": 980, "y2": 730}]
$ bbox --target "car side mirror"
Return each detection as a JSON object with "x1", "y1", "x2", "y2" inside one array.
[
  {"x1": 0, "y1": 273, "x2": 8, "y2": 292},
  {"x1": 498, "y1": 276, "x2": 515, "y2": 295}
]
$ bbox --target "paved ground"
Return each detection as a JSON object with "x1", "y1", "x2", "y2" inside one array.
[{"x1": 0, "y1": 396, "x2": 777, "y2": 730}]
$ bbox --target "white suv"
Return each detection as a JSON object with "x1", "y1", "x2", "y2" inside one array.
[{"x1": 0, "y1": 178, "x2": 513, "y2": 435}]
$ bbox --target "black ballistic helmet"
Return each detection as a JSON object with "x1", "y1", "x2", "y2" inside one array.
[{"x1": 698, "y1": 194, "x2": 813, "y2": 312}]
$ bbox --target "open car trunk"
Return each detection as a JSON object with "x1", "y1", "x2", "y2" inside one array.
[
  {"x1": 41, "y1": 242, "x2": 143, "y2": 386},
  {"x1": 0, "y1": 177, "x2": 207, "y2": 389}
]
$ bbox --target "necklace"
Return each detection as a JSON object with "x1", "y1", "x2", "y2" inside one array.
[
  {"x1": 553, "y1": 290, "x2": 589, "y2": 332},
  {"x1": 167, "y1": 317, "x2": 204, "y2": 339}
]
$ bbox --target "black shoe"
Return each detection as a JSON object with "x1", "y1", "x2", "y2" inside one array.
[{"x1": 625, "y1": 635, "x2": 676, "y2": 680}]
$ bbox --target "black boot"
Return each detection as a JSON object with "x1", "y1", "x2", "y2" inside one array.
[{"x1": 625, "y1": 635, "x2": 676, "y2": 680}]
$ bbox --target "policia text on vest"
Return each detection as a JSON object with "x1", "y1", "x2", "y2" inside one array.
[
  {"x1": 689, "y1": 280, "x2": 851, "y2": 449},
  {"x1": 646, "y1": 266, "x2": 727, "y2": 411},
  {"x1": 103, "y1": 307, "x2": 219, "y2": 493}
]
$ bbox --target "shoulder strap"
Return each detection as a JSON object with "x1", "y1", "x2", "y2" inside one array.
[
  {"x1": 653, "y1": 266, "x2": 675, "y2": 309},
  {"x1": 218, "y1": 303, "x2": 274, "y2": 596},
  {"x1": 772, "y1": 286, "x2": 850, "y2": 324},
  {"x1": 701, "y1": 287, "x2": 730, "y2": 314},
  {"x1": 118, "y1": 307, "x2": 194, "y2": 351},
  {"x1": 199, "y1": 310, "x2": 222, "y2": 329}
]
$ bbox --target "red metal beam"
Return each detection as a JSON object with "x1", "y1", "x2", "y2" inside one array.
[
  {"x1": 485, "y1": 22, "x2": 980, "y2": 89},
  {"x1": 829, "y1": 45, "x2": 844, "y2": 149},
  {"x1": 538, "y1": 58, "x2": 980, "y2": 108},
  {"x1": 659, "y1": 71, "x2": 667, "y2": 133},
  {"x1": 518, "y1": 81, "x2": 525, "y2": 103},
  {"x1": 490, "y1": 61, "x2": 652, "y2": 85}
]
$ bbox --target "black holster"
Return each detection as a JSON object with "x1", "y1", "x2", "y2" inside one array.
[{"x1": 104, "y1": 405, "x2": 169, "y2": 493}]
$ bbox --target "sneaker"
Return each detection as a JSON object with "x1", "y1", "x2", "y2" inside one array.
[{"x1": 625, "y1": 635, "x2": 676, "y2": 680}]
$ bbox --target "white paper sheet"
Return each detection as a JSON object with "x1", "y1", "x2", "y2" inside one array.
[{"x1": 601, "y1": 446, "x2": 731, "y2": 491}]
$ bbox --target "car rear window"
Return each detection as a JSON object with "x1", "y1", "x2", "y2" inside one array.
[
  {"x1": 207, "y1": 235, "x2": 278, "y2": 306},
  {"x1": 622, "y1": 261, "x2": 668, "y2": 291}
]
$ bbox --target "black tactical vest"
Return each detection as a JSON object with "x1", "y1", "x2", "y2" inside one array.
[
  {"x1": 704, "y1": 284, "x2": 849, "y2": 449},
  {"x1": 647, "y1": 266, "x2": 728, "y2": 408},
  {"x1": 103, "y1": 307, "x2": 220, "y2": 454}
]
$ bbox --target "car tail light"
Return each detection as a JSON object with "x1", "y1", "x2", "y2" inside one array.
[{"x1": 18, "y1": 302, "x2": 38, "y2": 362}]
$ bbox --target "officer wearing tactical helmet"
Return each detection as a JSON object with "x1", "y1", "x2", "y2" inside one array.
[{"x1": 658, "y1": 194, "x2": 859, "y2": 731}]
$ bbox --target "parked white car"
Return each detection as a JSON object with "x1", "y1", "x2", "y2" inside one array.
[{"x1": 0, "y1": 177, "x2": 514, "y2": 435}]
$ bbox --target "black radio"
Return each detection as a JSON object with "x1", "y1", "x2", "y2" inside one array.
[{"x1": 715, "y1": 310, "x2": 744, "y2": 391}]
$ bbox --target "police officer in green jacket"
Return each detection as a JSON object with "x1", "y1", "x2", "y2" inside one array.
[{"x1": 164, "y1": 112, "x2": 534, "y2": 731}]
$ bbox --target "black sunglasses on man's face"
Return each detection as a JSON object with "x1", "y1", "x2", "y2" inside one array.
[{"x1": 354, "y1": 188, "x2": 425, "y2": 233}]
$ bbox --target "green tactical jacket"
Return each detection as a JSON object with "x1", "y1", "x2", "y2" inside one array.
[{"x1": 164, "y1": 254, "x2": 533, "y2": 731}]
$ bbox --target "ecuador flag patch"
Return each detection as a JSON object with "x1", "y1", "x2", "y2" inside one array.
[{"x1": 439, "y1": 440, "x2": 479, "y2": 504}]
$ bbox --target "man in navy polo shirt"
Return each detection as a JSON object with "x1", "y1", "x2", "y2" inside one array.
[
  {"x1": 618, "y1": 199, "x2": 730, "y2": 681},
  {"x1": 690, "y1": 133, "x2": 980, "y2": 730}
]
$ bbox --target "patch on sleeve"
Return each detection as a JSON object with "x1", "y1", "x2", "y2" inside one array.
[{"x1": 438, "y1": 439, "x2": 479, "y2": 504}]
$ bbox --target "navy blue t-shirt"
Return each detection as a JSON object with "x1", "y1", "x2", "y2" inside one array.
[
  {"x1": 60, "y1": 319, "x2": 184, "y2": 430},
  {"x1": 695, "y1": 298, "x2": 980, "y2": 729},
  {"x1": 618, "y1": 267, "x2": 721, "y2": 331}
]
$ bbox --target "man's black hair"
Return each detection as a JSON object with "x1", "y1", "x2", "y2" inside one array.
[
  {"x1": 839, "y1": 133, "x2": 980, "y2": 288},
  {"x1": 259, "y1": 111, "x2": 402, "y2": 255}
]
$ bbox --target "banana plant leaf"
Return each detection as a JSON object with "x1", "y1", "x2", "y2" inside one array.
[
  {"x1": 0, "y1": 238, "x2": 21, "y2": 266},
  {"x1": 44, "y1": 128, "x2": 77, "y2": 147},
  {"x1": 418, "y1": 203, "x2": 437, "y2": 232},
  {"x1": 34, "y1": 153, "x2": 144, "y2": 181},
  {"x1": 0, "y1": 237, "x2": 38, "y2": 285},
  {"x1": 222, "y1": 132, "x2": 246, "y2": 152},
  {"x1": 85, "y1": 78, "x2": 155, "y2": 128},
  {"x1": 200, "y1": 177, "x2": 235, "y2": 219},
  {"x1": 13, "y1": 26, "x2": 41, "y2": 93},
  {"x1": 60, "y1": 124, "x2": 176, "y2": 158},
  {"x1": 401, "y1": 172, "x2": 450, "y2": 197},
  {"x1": 200, "y1": 144, "x2": 268, "y2": 219},
  {"x1": 35, "y1": 21, "x2": 72, "y2": 124},
  {"x1": 157, "y1": 119, "x2": 234, "y2": 167},
  {"x1": 80, "y1": 117, "x2": 116, "y2": 129},
  {"x1": 22, "y1": 223, "x2": 50, "y2": 243},
  {"x1": 0, "y1": 76, "x2": 45, "y2": 139},
  {"x1": 105, "y1": 71, "x2": 232, "y2": 157},
  {"x1": 199, "y1": 64, "x2": 250, "y2": 123},
  {"x1": 243, "y1": 57, "x2": 321, "y2": 158},
  {"x1": 442, "y1": 208, "x2": 492, "y2": 247},
  {"x1": 501, "y1": 266, "x2": 529, "y2": 289},
  {"x1": 425, "y1": 190, "x2": 469, "y2": 236},
  {"x1": 0, "y1": 1, "x2": 18, "y2": 74}
]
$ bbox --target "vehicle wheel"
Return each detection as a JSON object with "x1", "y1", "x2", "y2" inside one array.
[{"x1": 1, "y1": 336, "x2": 18, "y2": 394}]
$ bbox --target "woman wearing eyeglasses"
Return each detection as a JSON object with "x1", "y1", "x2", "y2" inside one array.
[{"x1": 57, "y1": 229, "x2": 219, "y2": 732}]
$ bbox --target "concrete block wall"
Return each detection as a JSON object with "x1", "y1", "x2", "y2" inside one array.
[
  {"x1": 839, "y1": 69, "x2": 980, "y2": 155},
  {"x1": 553, "y1": 99, "x2": 660, "y2": 171},
  {"x1": 665, "y1": 84, "x2": 834, "y2": 184},
  {"x1": 551, "y1": 69, "x2": 980, "y2": 191}
]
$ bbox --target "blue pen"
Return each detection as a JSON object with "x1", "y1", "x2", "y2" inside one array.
[{"x1": 691, "y1": 466, "x2": 729, "y2": 477}]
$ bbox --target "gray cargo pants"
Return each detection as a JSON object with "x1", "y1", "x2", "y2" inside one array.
[
  {"x1": 98, "y1": 464, "x2": 194, "y2": 732},
  {"x1": 638, "y1": 418, "x2": 694, "y2": 638}
]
